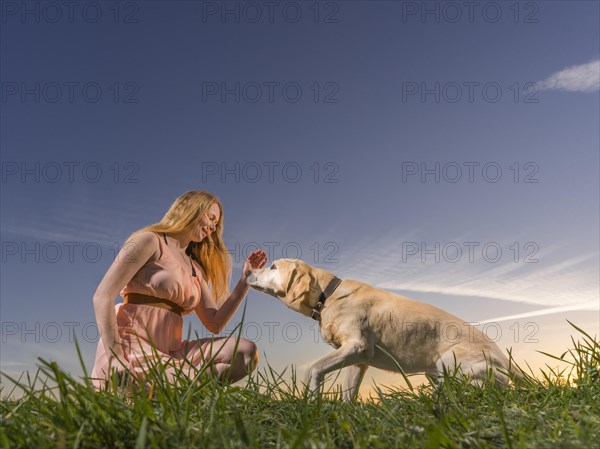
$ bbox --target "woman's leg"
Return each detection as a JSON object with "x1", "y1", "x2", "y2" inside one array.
[
  {"x1": 208, "y1": 337, "x2": 259, "y2": 382},
  {"x1": 179, "y1": 336, "x2": 259, "y2": 383}
]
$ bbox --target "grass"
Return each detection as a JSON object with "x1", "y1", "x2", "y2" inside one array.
[{"x1": 1, "y1": 320, "x2": 599, "y2": 449}]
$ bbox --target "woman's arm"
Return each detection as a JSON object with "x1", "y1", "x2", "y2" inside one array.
[
  {"x1": 92, "y1": 231, "x2": 158, "y2": 365},
  {"x1": 194, "y1": 250, "x2": 267, "y2": 334}
]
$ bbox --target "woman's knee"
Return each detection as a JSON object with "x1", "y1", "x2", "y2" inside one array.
[
  {"x1": 248, "y1": 341, "x2": 259, "y2": 371},
  {"x1": 226, "y1": 339, "x2": 257, "y2": 373},
  {"x1": 238, "y1": 339, "x2": 259, "y2": 372},
  {"x1": 211, "y1": 338, "x2": 259, "y2": 376}
]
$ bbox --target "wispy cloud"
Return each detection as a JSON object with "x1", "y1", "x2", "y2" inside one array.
[
  {"x1": 336, "y1": 233, "x2": 599, "y2": 309},
  {"x1": 1, "y1": 223, "x2": 116, "y2": 246},
  {"x1": 539, "y1": 59, "x2": 600, "y2": 92},
  {"x1": 479, "y1": 300, "x2": 599, "y2": 324},
  {"x1": 1, "y1": 193, "x2": 154, "y2": 245}
]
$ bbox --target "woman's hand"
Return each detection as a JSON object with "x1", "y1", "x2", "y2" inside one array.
[
  {"x1": 107, "y1": 344, "x2": 129, "y2": 372},
  {"x1": 195, "y1": 249, "x2": 268, "y2": 332},
  {"x1": 241, "y1": 249, "x2": 268, "y2": 284}
]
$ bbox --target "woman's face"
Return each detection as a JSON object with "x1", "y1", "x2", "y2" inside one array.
[{"x1": 192, "y1": 203, "x2": 221, "y2": 242}]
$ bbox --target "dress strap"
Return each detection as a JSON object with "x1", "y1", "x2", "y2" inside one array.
[{"x1": 162, "y1": 233, "x2": 168, "y2": 245}]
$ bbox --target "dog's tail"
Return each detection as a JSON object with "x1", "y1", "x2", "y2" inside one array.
[{"x1": 482, "y1": 349, "x2": 525, "y2": 385}]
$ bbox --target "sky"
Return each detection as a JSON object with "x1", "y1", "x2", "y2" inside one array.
[{"x1": 1, "y1": 0, "x2": 599, "y2": 398}]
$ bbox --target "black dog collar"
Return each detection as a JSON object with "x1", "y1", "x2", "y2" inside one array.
[{"x1": 311, "y1": 276, "x2": 343, "y2": 321}]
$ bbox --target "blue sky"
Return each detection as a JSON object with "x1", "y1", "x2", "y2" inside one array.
[{"x1": 1, "y1": 0, "x2": 599, "y2": 393}]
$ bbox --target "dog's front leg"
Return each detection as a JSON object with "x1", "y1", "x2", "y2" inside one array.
[
  {"x1": 341, "y1": 363, "x2": 368, "y2": 402},
  {"x1": 306, "y1": 341, "x2": 372, "y2": 394}
]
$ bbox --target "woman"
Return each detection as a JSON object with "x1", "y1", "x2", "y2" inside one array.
[{"x1": 90, "y1": 190, "x2": 267, "y2": 390}]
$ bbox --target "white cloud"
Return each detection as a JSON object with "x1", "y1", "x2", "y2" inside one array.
[
  {"x1": 336, "y1": 234, "x2": 599, "y2": 309},
  {"x1": 539, "y1": 59, "x2": 600, "y2": 92},
  {"x1": 0, "y1": 223, "x2": 116, "y2": 246},
  {"x1": 479, "y1": 300, "x2": 599, "y2": 324}
]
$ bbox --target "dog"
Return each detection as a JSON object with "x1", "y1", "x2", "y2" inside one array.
[{"x1": 247, "y1": 259, "x2": 517, "y2": 401}]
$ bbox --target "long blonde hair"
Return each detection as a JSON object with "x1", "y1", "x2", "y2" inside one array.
[{"x1": 127, "y1": 190, "x2": 231, "y2": 302}]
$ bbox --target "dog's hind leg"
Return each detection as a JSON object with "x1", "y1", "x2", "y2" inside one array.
[
  {"x1": 341, "y1": 363, "x2": 368, "y2": 402},
  {"x1": 435, "y1": 348, "x2": 510, "y2": 386}
]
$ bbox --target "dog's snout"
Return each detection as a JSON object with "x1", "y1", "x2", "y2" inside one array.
[{"x1": 246, "y1": 273, "x2": 258, "y2": 284}]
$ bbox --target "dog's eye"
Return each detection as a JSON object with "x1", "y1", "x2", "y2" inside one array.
[{"x1": 270, "y1": 264, "x2": 277, "y2": 270}]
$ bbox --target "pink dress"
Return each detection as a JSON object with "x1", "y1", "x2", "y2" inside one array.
[{"x1": 91, "y1": 231, "x2": 210, "y2": 390}]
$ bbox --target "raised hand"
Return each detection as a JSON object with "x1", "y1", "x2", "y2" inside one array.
[{"x1": 242, "y1": 249, "x2": 268, "y2": 282}]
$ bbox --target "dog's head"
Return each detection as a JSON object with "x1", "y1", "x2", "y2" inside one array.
[{"x1": 246, "y1": 259, "x2": 323, "y2": 316}]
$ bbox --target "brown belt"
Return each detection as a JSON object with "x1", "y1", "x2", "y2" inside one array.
[{"x1": 123, "y1": 293, "x2": 189, "y2": 315}]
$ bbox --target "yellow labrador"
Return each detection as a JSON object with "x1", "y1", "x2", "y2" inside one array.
[{"x1": 247, "y1": 259, "x2": 516, "y2": 401}]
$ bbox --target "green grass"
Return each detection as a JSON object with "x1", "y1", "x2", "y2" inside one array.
[{"x1": 1, "y1": 320, "x2": 599, "y2": 449}]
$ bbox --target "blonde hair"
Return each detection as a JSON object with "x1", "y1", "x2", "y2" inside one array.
[{"x1": 127, "y1": 190, "x2": 231, "y2": 303}]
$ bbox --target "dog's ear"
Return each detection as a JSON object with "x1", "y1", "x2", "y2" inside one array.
[{"x1": 285, "y1": 269, "x2": 312, "y2": 305}]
